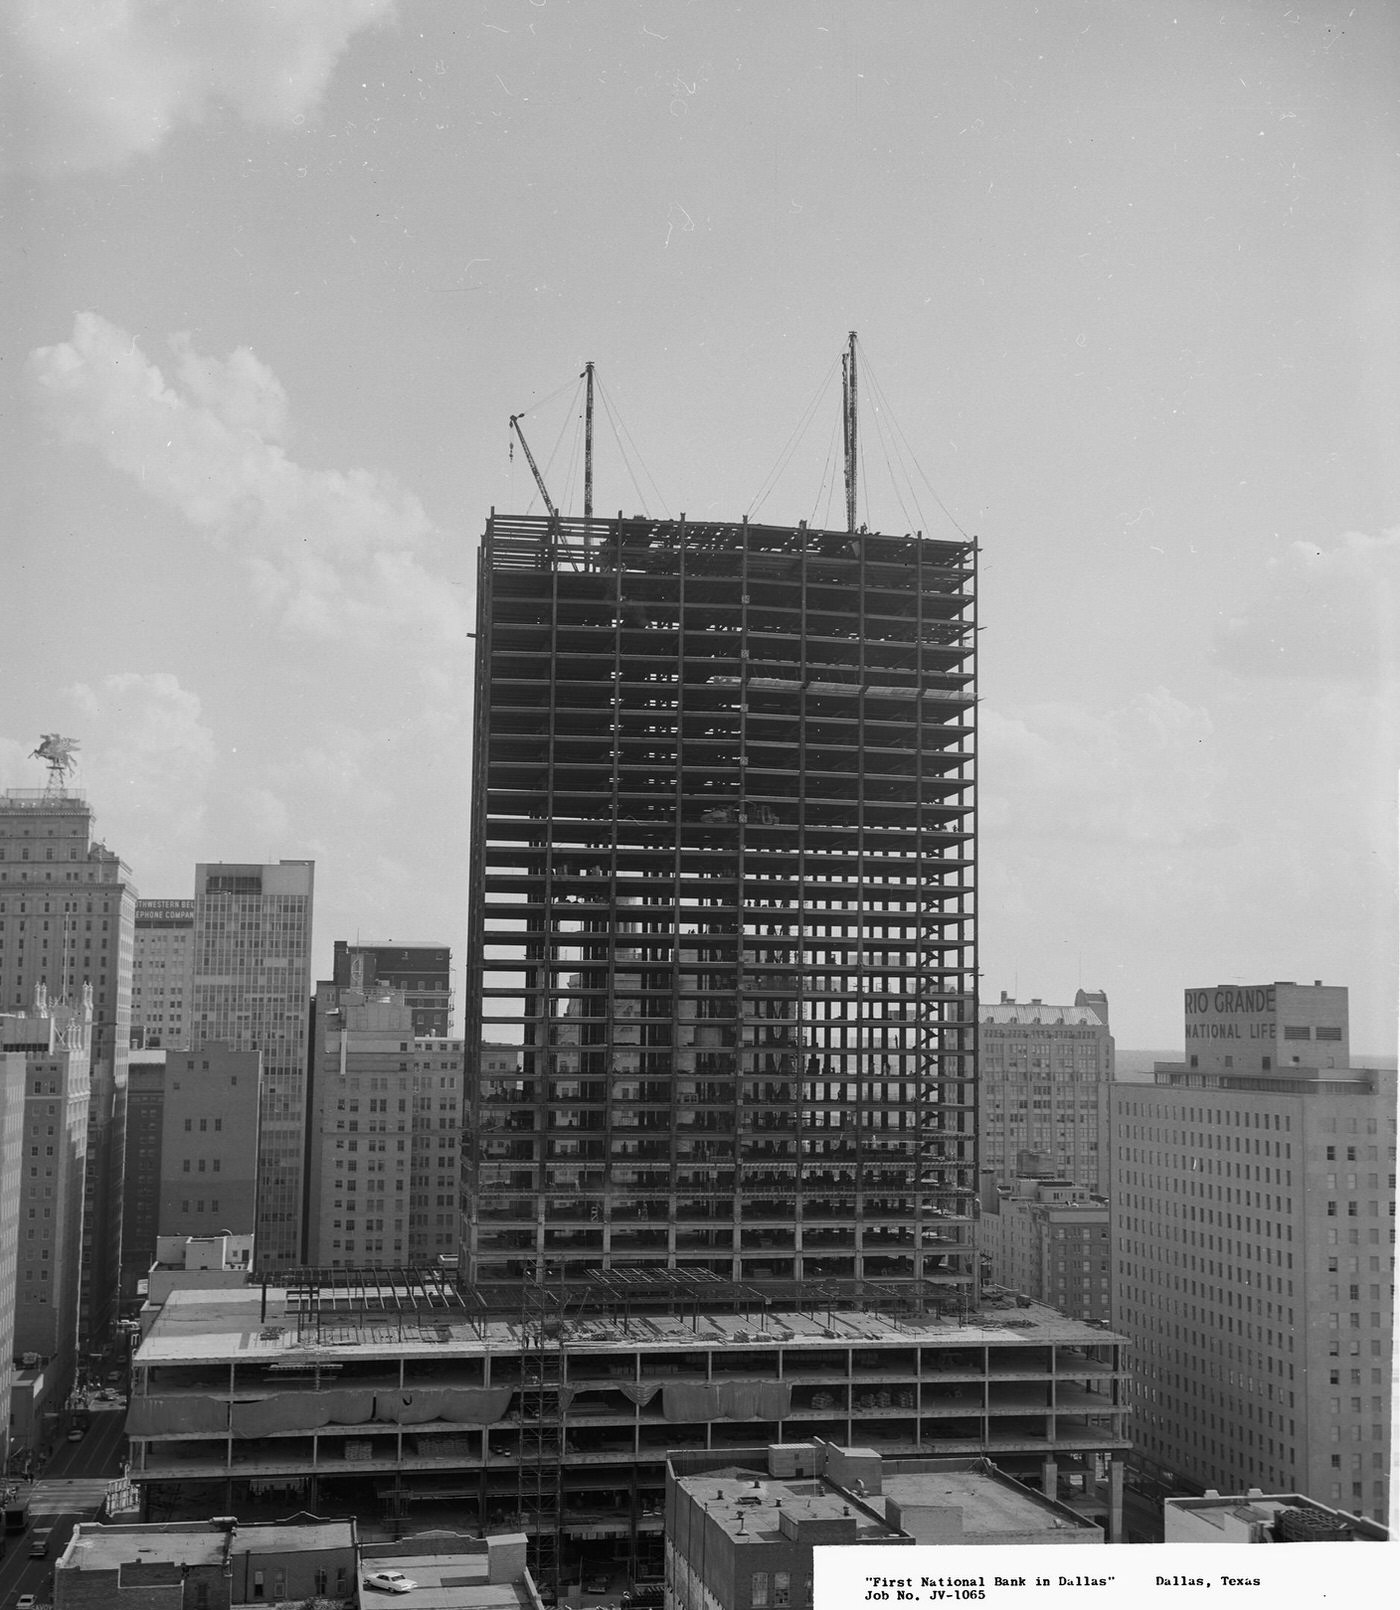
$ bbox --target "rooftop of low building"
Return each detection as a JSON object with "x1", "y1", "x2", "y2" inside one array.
[
  {"x1": 134, "y1": 1284, "x2": 1125, "y2": 1367},
  {"x1": 1165, "y1": 1491, "x2": 1388, "y2": 1541},
  {"x1": 880, "y1": 1459, "x2": 1101, "y2": 1536},
  {"x1": 673, "y1": 1463, "x2": 901, "y2": 1546},
  {"x1": 59, "y1": 1517, "x2": 357, "y2": 1573},
  {"x1": 359, "y1": 1534, "x2": 533, "y2": 1610},
  {"x1": 982, "y1": 999, "x2": 1105, "y2": 1028}
]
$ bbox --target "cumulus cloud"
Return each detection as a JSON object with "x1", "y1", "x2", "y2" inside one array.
[
  {"x1": 28, "y1": 311, "x2": 469, "y2": 648},
  {"x1": 1213, "y1": 528, "x2": 1400, "y2": 680},
  {"x1": 67, "y1": 672, "x2": 217, "y2": 867},
  {"x1": 1, "y1": 0, "x2": 397, "y2": 174},
  {"x1": 981, "y1": 688, "x2": 1222, "y2": 851}
]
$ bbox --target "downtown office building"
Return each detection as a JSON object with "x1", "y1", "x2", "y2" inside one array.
[
  {"x1": 1109, "y1": 983, "x2": 1394, "y2": 1525},
  {"x1": 190, "y1": 861, "x2": 314, "y2": 1270},
  {"x1": 463, "y1": 513, "x2": 978, "y2": 1307}
]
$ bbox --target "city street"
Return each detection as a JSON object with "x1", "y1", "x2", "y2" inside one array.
[{"x1": 0, "y1": 1405, "x2": 128, "y2": 1608}]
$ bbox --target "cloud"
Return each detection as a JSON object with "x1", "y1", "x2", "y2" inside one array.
[
  {"x1": 66, "y1": 672, "x2": 217, "y2": 867},
  {"x1": 981, "y1": 688, "x2": 1222, "y2": 852},
  {"x1": 28, "y1": 312, "x2": 470, "y2": 650},
  {"x1": 1213, "y1": 527, "x2": 1400, "y2": 680},
  {"x1": 1, "y1": 0, "x2": 398, "y2": 174}
]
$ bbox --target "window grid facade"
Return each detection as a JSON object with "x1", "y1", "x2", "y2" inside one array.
[
  {"x1": 191, "y1": 862, "x2": 313, "y2": 1270},
  {"x1": 1109, "y1": 1066, "x2": 1395, "y2": 1524},
  {"x1": 0, "y1": 790, "x2": 135, "y2": 1351}
]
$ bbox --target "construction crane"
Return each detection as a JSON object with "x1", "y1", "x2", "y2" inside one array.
[
  {"x1": 582, "y1": 360, "x2": 595, "y2": 523},
  {"x1": 507, "y1": 411, "x2": 562, "y2": 528},
  {"x1": 841, "y1": 329, "x2": 859, "y2": 534},
  {"x1": 509, "y1": 361, "x2": 598, "y2": 563}
]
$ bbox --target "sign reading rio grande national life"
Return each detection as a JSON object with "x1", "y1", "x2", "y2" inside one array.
[{"x1": 1184, "y1": 984, "x2": 1275, "y2": 1042}]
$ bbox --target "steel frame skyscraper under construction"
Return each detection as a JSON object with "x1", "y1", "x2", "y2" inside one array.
[{"x1": 463, "y1": 512, "x2": 977, "y2": 1311}]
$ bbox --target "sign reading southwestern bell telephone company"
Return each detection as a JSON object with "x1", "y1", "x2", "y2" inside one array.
[{"x1": 1183, "y1": 985, "x2": 1275, "y2": 1042}]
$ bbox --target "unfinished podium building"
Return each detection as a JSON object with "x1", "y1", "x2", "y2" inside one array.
[{"x1": 464, "y1": 514, "x2": 978, "y2": 1305}]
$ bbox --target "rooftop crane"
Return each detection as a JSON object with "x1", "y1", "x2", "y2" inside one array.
[{"x1": 507, "y1": 410, "x2": 562, "y2": 528}]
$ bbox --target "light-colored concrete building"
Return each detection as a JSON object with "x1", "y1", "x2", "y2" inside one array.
[
  {"x1": 191, "y1": 862, "x2": 314, "y2": 1271},
  {"x1": 144, "y1": 1233, "x2": 255, "y2": 1317},
  {"x1": 1181, "y1": 979, "x2": 1349, "y2": 1074},
  {"x1": 1109, "y1": 982, "x2": 1394, "y2": 1524},
  {"x1": 123, "y1": 1282, "x2": 1131, "y2": 1572},
  {"x1": 979, "y1": 1171, "x2": 1111, "y2": 1325},
  {"x1": 305, "y1": 983, "x2": 463, "y2": 1267},
  {"x1": 130, "y1": 898, "x2": 195, "y2": 1050},
  {"x1": 4, "y1": 994, "x2": 92, "y2": 1407},
  {"x1": 978, "y1": 991, "x2": 1113, "y2": 1192},
  {"x1": 0, "y1": 785, "x2": 136, "y2": 1354}
]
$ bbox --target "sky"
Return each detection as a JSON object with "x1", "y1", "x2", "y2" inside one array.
[{"x1": 1, "y1": 0, "x2": 1396, "y2": 1054}]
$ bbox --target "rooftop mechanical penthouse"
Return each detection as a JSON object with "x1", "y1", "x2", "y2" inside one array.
[{"x1": 464, "y1": 513, "x2": 978, "y2": 1305}]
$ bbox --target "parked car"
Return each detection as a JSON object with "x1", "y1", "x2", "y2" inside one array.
[
  {"x1": 19, "y1": 1594, "x2": 37, "y2": 1610},
  {"x1": 363, "y1": 1572, "x2": 417, "y2": 1594}
]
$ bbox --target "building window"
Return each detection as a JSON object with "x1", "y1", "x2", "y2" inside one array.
[{"x1": 752, "y1": 1573, "x2": 769, "y2": 1608}]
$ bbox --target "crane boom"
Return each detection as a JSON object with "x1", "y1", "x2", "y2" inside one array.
[{"x1": 508, "y1": 413, "x2": 560, "y2": 525}]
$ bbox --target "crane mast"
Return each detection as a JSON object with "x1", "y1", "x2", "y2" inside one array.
[
  {"x1": 842, "y1": 329, "x2": 859, "y2": 534},
  {"x1": 583, "y1": 361, "x2": 595, "y2": 524}
]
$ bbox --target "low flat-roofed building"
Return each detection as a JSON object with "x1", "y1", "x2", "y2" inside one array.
[
  {"x1": 56, "y1": 1516, "x2": 358, "y2": 1610},
  {"x1": 125, "y1": 1280, "x2": 1131, "y2": 1567},
  {"x1": 879, "y1": 1455, "x2": 1104, "y2": 1545},
  {"x1": 667, "y1": 1445, "x2": 911, "y2": 1610},
  {"x1": 359, "y1": 1533, "x2": 536, "y2": 1610},
  {"x1": 140, "y1": 1233, "x2": 255, "y2": 1333},
  {"x1": 1163, "y1": 1489, "x2": 1389, "y2": 1544}
]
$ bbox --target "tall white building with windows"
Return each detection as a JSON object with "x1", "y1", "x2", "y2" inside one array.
[
  {"x1": 1109, "y1": 981, "x2": 1394, "y2": 1524},
  {"x1": 0, "y1": 786, "x2": 135, "y2": 1353},
  {"x1": 305, "y1": 983, "x2": 463, "y2": 1267},
  {"x1": 979, "y1": 990, "x2": 1114, "y2": 1192},
  {"x1": 131, "y1": 899, "x2": 195, "y2": 1049}
]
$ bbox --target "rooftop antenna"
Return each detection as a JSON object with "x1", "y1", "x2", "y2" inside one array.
[
  {"x1": 841, "y1": 330, "x2": 858, "y2": 533},
  {"x1": 31, "y1": 734, "x2": 79, "y2": 798}
]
